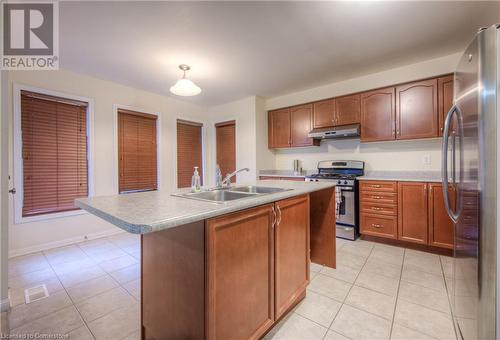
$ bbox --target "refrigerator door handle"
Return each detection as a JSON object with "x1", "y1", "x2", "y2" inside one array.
[{"x1": 442, "y1": 104, "x2": 464, "y2": 223}]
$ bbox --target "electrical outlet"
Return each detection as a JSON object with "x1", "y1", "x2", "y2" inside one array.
[{"x1": 422, "y1": 154, "x2": 431, "y2": 166}]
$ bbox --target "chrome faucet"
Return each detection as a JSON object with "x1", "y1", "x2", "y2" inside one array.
[
  {"x1": 220, "y1": 168, "x2": 250, "y2": 187},
  {"x1": 215, "y1": 165, "x2": 223, "y2": 188}
]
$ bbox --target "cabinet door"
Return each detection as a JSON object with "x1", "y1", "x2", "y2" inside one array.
[
  {"x1": 206, "y1": 205, "x2": 275, "y2": 340},
  {"x1": 313, "y1": 99, "x2": 335, "y2": 129},
  {"x1": 398, "y1": 182, "x2": 428, "y2": 244},
  {"x1": 438, "y1": 75, "x2": 454, "y2": 137},
  {"x1": 275, "y1": 195, "x2": 309, "y2": 319},
  {"x1": 396, "y1": 79, "x2": 438, "y2": 139},
  {"x1": 428, "y1": 183, "x2": 455, "y2": 249},
  {"x1": 336, "y1": 94, "x2": 361, "y2": 126},
  {"x1": 290, "y1": 104, "x2": 315, "y2": 147},
  {"x1": 360, "y1": 87, "x2": 396, "y2": 142},
  {"x1": 268, "y1": 108, "x2": 291, "y2": 148},
  {"x1": 360, "y1": 213, "x2": 397, "y2": 239}
]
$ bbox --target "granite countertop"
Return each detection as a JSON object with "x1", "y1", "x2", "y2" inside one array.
[
  {"x1": 75, "y1": 180, "x2": 335, "y2": 234},
  {"x1": 259, "y1": 170, "x2": 312, "y2": 178},
  {"x1": 358, "y1": 171, "x2": 442, "y2": 182}
]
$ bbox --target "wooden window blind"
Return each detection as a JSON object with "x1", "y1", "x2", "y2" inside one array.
[
  {"x1": 215, "y1": 120, "x2": 236, "y2": 183},
  {"x1": 20, "y1": 90, "x2": 88, "y2": 217},
  {"x1": 176, "y1": 120, "x2": 203, "y2": 188},
  {"x1": 118, "y1": 109, "x2": 158, "y2": 193}
]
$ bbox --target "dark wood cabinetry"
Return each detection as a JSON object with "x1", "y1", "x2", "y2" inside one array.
[
  {"x1": 313, "y1": 99, "x2": 335, "y2": 129},
  {"x1": 290, "y1": 104, "x2": 316, "y2": 147},
  {"x1": 398, "y1": 182, "x2": 428, "y2": 244},
  {"x1": 428, "y1": 183, "x2": 455, "y2": 249},
  {"x1": 396, "y1": 79, "x2": 438, "y2": 140},
  {"x1": 268, "y1": 105, "x2": 318, "y2": 148},
  {"x1": 206, "y1": 205, "x2": 275, "y2": 340},
  {"x1": 336, "y1": 93, "x2": 361, "y2": 126},
  {"x1": 268, "y1": 108, "x2": 291, "y2": 148},
  {"x1": 360, "y1": 87, "x2": 396, "y2": 142},
  {"x1": 438, "y1": 75, "x2": 454, "y2": 136},
  {"x1": 360, "y1": 180, "x2": 455, "y2": 250},
  {"x1": 274, "y1": 195, "x2": 309, "y2": 319}
]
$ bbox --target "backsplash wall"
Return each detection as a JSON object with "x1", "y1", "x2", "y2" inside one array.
[{"x1": 274, "y1": 138, "x2": 443, "y2": 172}]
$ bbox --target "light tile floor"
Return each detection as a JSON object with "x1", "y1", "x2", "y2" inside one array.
[{"x1": 7, "y1": 235, "x2": 457, "y2": 340}]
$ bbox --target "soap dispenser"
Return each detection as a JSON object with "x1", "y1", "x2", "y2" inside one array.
[{"x1": 191, "y1": 166, "x2": 201, "y2": 192}]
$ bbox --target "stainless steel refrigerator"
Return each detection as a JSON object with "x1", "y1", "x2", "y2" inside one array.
[{"x1": 442, "y1": 24, "x2": 499, "y2": 340}]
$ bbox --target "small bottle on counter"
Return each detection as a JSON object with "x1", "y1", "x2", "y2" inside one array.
[{"x1": 191, "y1": 166, "x2": 201, "y2": 192}]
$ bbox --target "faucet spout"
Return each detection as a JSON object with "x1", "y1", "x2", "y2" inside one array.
[{"x1": 221, "y1": 168, "x2": 250, "y2": 187}]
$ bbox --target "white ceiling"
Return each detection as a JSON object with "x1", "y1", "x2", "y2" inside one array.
[{"x1": 60, "y1": 1, "x2": 500, "y2": 106}]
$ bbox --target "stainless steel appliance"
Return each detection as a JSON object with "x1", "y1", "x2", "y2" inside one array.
[
  {"x1": 305, "y1": 160, "x2": 364, "y2": 240},
  {"x1": 441, "y1": 24, "x2": 499, "y2": 340},
  {"x1": 308, "y1": 124, "x2": 360, "y2": 140}
]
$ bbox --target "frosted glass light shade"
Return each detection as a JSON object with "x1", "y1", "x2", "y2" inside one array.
[{"x1": 169, "y1": 78, "x2": 202, "y2": 96}]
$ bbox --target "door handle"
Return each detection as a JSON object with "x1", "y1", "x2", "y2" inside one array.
[
  {"x1": 441, "y1": 104, "x2": 463, "y2": 223},
  {"x1": 8, "y1": 188, "x2": 16, "y2": 194}
]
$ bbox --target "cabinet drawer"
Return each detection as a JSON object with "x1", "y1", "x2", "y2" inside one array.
[
  {"x1": 360, "y1": 181, "x2": 397, "y2": 192},
  {"x1": 360, "y1": 191, "x2": 397, "y2": 204},
  {"x1": 360, "y1": 213, "x2": 397, "y2": 239},
  {"x1": 360, "y1": 203, "x2": 397, "y2": 216}
]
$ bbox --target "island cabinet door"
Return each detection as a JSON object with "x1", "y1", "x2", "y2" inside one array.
[
  {"x1": 274, "y1": 194, "x2": 310, "y2": 319},
  {"x1": 206, "y1": 204, "x2": 275, "y2": 340},
  {"x1": 398, "y1": 182, "x2": 428, "y2": 244}
]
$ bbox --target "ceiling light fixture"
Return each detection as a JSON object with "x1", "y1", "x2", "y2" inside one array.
[{"x1": 169, "y1": 64, "x2": 202, "y2": 96}]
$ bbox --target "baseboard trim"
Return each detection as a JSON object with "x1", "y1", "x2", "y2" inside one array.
[
  {"x1": 9, "y1": 229, "x2": 125, "y2": 258},
  {"x1": 0, "y1": 298, "x2": 10, "y2": 313}
]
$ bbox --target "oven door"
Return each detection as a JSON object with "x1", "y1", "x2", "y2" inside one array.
[{"x1": 336, "y1": 186, "x2": 355, "y2": 226}]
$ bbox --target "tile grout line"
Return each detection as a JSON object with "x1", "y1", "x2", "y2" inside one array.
[
  {"x1": 440, "y1": 255, "x2": 459, "y2": 340},
  {"x1": 41, "y1": 250, "x2": 97, "y2": 340},
  {"x1": 322, "y1": 242, "x2": 375, "y2": 340},
  {"x1": 388, "y1": 248, "x2": 405, "y2": 340}
]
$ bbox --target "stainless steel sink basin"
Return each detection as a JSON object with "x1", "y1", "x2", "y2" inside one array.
[
  {"x1": 229, "y1": 186, "x2": 290, "y2": 194},
  {"x1": 173, "y1": 189, "x2": 257, "y2": 203}
]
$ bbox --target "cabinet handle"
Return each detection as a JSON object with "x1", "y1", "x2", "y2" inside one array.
[
  {"x1": 371, "y1": 196, "x2": 382, "y2": 199},
  {"x1": 371, "y1": 185, "x2": 381, "y2": 188},
  {"x1": 371, "y1": 207, "x2": 382, "y2": 211},
  {"x1": 397, "y1": 130, "x2": 400, "y2": 135},
  {"x1": 271, "y1": 206, "x2": 276, "y2": 227},
  {"x1": 371, "y1": 223, "x2": 383, "y2": 228},
  {"x1": 276, "y1": 205, "x2": 282, "y2": 225}
]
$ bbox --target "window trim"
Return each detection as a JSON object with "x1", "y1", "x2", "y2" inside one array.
[
  {"x1": 174, "y1": 115, "x2": 206, "y2": 189},
  {"x1": 12, "y1": 83, "x2": 95, "y2": 224},
  {"x1": 112, "y1": 104, "x2": 162, "y2": 194}
]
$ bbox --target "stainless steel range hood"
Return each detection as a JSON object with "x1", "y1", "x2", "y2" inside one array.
[{"x1": 307, "y1": 124, "x2": 360, "y2": 140}]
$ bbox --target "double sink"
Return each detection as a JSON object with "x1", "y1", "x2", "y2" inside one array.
[{"x1": 173, "y1": 186, "x2": 290, "y2": 204}]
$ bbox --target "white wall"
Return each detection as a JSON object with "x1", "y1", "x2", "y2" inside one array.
[
  {"x1": 1, "y1": 71, "x2": 10, "y2": 312},
  {"x1": 264, "y1": 52, "x2": 462, "y2": 172},
  {"x1": 6, "y1": 69, "x2": 207, "y2": 257}
]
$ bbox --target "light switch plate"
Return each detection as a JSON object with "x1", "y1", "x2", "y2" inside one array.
[{"x1": 422, "y1": 154, "x2": 431, "y2": 166}]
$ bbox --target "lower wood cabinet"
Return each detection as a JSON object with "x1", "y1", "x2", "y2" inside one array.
[
  {"x1": 359, "y1": 180, "x2": 455, "y2": 249},
  {"x1": 274, "y1": 195, "x2": 309, "y2": 319},
  {"x1": 398, "y1": 182, "x2": 428, "y2": 244},
  {"x1": 206, "y1": 204, "x2": 275, "y2": 340},
  {"x1": 428, "y1": 183, "x2": 455, "y2": 249},
  {"x1": 207, "y1": 195, "x2": 310, "y2": 339}
]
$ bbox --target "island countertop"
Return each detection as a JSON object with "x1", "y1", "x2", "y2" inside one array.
[{"x1": 75, "y1": 180, "x2": 335, "y2": 234}]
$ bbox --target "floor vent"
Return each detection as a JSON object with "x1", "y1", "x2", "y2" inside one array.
[{"x1": 24, "y1": 284, "x2": 49, "y2": 304}]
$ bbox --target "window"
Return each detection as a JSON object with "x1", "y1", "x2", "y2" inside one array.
[
  {"x1": 176, "y1": 119, "x2": 203, "y2": 188},
  {"x1": 118, "y1": 109, "x2": 158, "y2": 193},
  {"x1": 20, "y1": 90, "x2": 89, "y2": 217},
  {"x1": 215, "y1": 120, "x2": 236, "y2": 182}
]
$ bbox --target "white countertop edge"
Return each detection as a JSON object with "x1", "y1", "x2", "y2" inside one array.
[{"x1": 76, "y1": 182, "x2": 335, "y2": 235}]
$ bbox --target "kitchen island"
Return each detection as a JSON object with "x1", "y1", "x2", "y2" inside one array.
[{"x1": 76, "y1": 180, "x2": 336, "y2": 340}]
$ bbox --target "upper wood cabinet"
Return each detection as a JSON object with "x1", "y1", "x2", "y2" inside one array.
[
  {"x1": 290, "y1": 104, "x2": 316, "y2": 147},
  {"x1": 438, "y1": 75, "x2": 454, "y2": 137},
  {"x1": 397, "y1": 182, "x2": 428, "y2": 245},
  {"x1": 396, "y1": 79, "x2": 438, "y2": 140},
  {"x1": 313, "y1": 99, "x2": 335, "y2": 129},
  {"x1": 336, "y1": 93, "x2": 361, "y2": 126},
  {"x1": 274, "y1": 195, "x2": 309, "y2": 319},
  {"x1": 428, "y1": 183, "x2": 455, "y2": 249},
  {"x1": 206, "y1": 204, "x2": 275, "y2": 340},
  {"x1": 360, "y1": 87, "x2": 396, "y2": 142},
  {"x1": 268, "y1": 108, "x2": 291, "y2": 148}
]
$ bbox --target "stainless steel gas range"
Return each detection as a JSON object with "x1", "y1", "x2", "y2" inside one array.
[{"x1": 305, "y1": 160, "x2": 364, "y2": 240}]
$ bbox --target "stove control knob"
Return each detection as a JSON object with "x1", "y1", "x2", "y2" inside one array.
[
  {"x1": 337, "y1": 180, "x2": 342, "y2": 184},
  {"x1": 344, "y1": 180, "x2": 348, "y2": 185}
]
